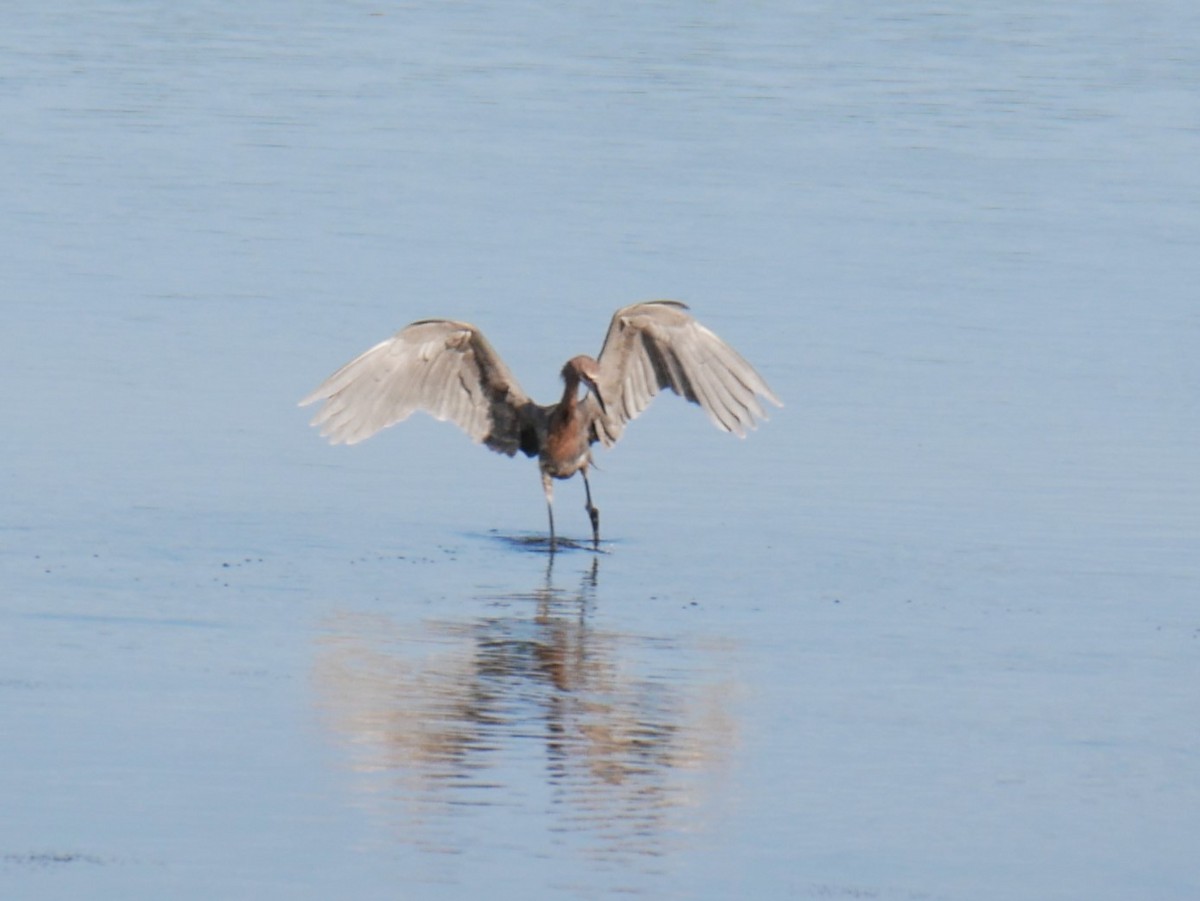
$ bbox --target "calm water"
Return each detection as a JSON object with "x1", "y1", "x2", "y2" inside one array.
[{"x1": 3, "y1": 2, "x2": 1198, "y2": 899}]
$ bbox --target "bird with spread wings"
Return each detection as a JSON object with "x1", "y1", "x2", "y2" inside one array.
[{"x1": 301, "y1": 300, "x2": 781, "y2": 550}]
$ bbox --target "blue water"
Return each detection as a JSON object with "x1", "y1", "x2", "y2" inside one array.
[{"x1": 3, "y1": 3, "x2": 1198, "y2": 899}]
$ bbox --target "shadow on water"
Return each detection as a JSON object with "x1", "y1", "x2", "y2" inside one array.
[
  {"x1": 313, "y1": 556, "x2": 735, "y2": 864},
  {"x1": 483, "y1": 531, "x2": 613, "y2": 556}
]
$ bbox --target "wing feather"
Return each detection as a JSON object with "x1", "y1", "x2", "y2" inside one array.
[
  {"x1": 587, "y1": 300, "x2": 781, "y2": 446},
  {"x1": 299, "y1": 319, "x2": 531, "y2": 455}
]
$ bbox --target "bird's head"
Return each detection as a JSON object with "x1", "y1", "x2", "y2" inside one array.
[{"x1": 563, "y1": 355, "x2": 606, "y2": 414}]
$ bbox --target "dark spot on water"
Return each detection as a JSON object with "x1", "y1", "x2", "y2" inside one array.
[{"x1": 3, "y1": 851, "x2": 107, "y2": 868}]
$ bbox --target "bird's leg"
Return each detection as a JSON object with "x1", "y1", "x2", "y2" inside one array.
[
  {"x1": 542, "y1": 471, "x2": 557, "y2": 552},
  {"x1": 581, "y1": 468, "x2": 600, "y2": 549}
]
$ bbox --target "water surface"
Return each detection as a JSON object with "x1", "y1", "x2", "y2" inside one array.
[{"x1": 2, "y1": 2, "x2": 1198, "y2": 899}]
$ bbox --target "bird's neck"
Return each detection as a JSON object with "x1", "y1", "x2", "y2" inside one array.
[{"x1": 557, "y1": 373, "x2": 581, "y2": 416}]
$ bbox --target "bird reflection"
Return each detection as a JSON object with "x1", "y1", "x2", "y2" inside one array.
[{"x1": 313, "y1": 560, "x2": 735, "y2": 861}]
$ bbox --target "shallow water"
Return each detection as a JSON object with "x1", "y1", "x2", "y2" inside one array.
[{"x1": 3, "y1": 2, "x2": 1199, "y2": 899}]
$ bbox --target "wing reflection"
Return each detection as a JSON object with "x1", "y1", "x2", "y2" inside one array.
[{"x1": 313, "y1": 560, "x2": 736, "y2": 860}]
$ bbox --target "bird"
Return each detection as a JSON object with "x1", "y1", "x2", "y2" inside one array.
[{"x1": 300, "y1": 300, "x2": 781, "y2": 550}]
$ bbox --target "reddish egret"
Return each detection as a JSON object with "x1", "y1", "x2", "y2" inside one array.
[{"x1": 300, "y1": 300, "x2": 781, "y2": 550}]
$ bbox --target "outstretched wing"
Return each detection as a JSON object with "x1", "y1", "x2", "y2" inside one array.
[
  {"x1": 300, "y1": 319, "x2": 533, "y2": 455},
  {"x1": 586, "y1": 300, "x2": 782, "y2": 447}
]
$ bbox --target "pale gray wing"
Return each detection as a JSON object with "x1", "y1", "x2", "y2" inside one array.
[
  {"x1": 586, "y1": 300, "x2": 782, "y2": 447},
  {"x1": 299, "y1": 319, "x2": 532, "y2": 455}
]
